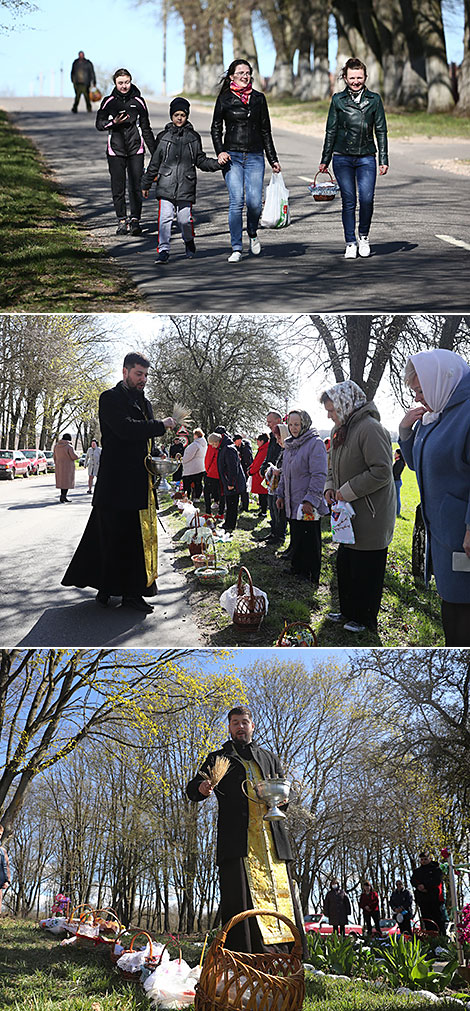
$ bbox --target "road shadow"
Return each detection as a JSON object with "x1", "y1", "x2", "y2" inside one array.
[{"x1": 17, "y1": 598, "x2": 149, "y2": 646}]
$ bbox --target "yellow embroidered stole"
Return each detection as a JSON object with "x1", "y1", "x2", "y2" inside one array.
[
  {"x1": 139, "y1": 437, "x2": 158, "y2": 585},
  {"x1": 241, "y1": 758, "x2": 295, "y2": 945}
]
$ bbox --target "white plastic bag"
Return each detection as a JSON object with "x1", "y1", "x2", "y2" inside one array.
[
  {"x1": 295, "y1": 504, "x2": 321, "y2": 521},
  {"x1": 220, "y1": 581, "x2": 269, "y2": 619},
  {"x1": 144, "y1": 956, "x2": 196, "y2": 1008},
  {"x1": 260, "y1": 172, "x2": 290, "y2": 229},
  {"x1": 330, "y1": 500, "x2": 356, "y2": 544}
]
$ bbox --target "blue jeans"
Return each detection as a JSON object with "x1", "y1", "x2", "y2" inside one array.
[
  {"x1": 224, "y1": 151, "x2": 265, "y2": 250},
  {"x1": 332, "y1": 154, "x2": 377, "y2": 244},
  {"x1": 395, "y1": 479, "x2": 402, "y2": 516}
]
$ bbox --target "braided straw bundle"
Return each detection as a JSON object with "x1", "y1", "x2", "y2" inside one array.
[{"x1": 199, "y1": 756, "x2": 231, "y2": 788}]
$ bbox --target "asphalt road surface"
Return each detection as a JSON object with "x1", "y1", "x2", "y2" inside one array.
[
  {"x1": 2, "y1": 96, "x2": 470, "y2": 311},
  {"x1": 0, "y1": 470, "x2": 203, "y2": 647}
]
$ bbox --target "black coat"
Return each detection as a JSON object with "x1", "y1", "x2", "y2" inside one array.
[
  {"x1": 261, "y1": 431, "x2": 282, "y2": 477},
  {"x1": 410, "y1": 861, "x2": 442, "y2": 913},
  {"x1": 71, "y1": 57, "x2": 96, "y2": 88},
  {"x1": 211, "y1": 89, "x2": 278, "y2": 165},
  {"x1": 96, "y1": 84, "x2": 156, "y2": 157},
  {"x1": 236, "y1": 439, "x2": 254, "y2": 475},
  {"x1": 217, "y1": 434, "x2": 247, "y2": 495},
  {"x1": 141, "y1": 121, "x2": 220, "y2": 204},
  {"x1": 93, "y1": 382, "x2": 166, "y2": 511},
  {"x1": 186, "y1": 739, "x2": 293, "y2": 865}
]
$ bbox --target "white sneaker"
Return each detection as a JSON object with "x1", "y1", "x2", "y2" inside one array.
[
  {"x1": 228, "y1": 250, "x2": 242, "y2": 263},
  {"x1": 358, "y1": 236, "x2": 370, "y2": 257},
  {"x1": 327, "y1": 612, "x2": 345, "y2": 623},
  {"x1": 343, "y1": 619, "x2": 366, "y2": 633},
  {"x1": 344, "y1": 243, "x2": 357, "y2": 259},
  {"x1": 249, "y1": 235, "x2": 262, "y2": 255}
]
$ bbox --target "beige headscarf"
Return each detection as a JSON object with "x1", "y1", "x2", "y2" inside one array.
[{"x1": 408, "y1": 349, "x2": 470, "y2": 425}]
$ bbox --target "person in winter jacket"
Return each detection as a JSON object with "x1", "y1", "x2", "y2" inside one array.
[
  {"x1": 318, "y1": 57, "x2": 388, "y2": 260},
  {"x1": 53, "y1": 433, "x2": 79, "y2": 503},
  {"x1": 390, "y1": 880, "x2": 413, "y2": 935},
  {"x1": 323, "y1": 881, "x2": 351, "y2": 935},
  {"x1": 181, "y1": 428, "x2": 207, "y2": 500},
  {"x1": 321, "y1": 379, "x2": 396, "y2": 633},
  {"x1": 233, "y1": 434, "x2": 253, "y2": 511},
  {"x1": 208, "y1": 431, "x2": 246, "y2": 532},
  {"x1": 248, "y1": 433, "x2": 269, "y2": 515},
  {"x1": 261, "y1": 410, "x2": 287, "y2": 546},
  {"x1": 204, "y1": 440, "x2": 225, "y2": 518},
  {"x1": 399, "y1": 349, "x2": 470, "y2": 646},
  {"x1": 141, "y1": 97, "x2": 221, "y2": 262},
  {"x1": 96, "y1": 68, "x2": 156, "y2": 236},
  {"x1": 411, "y1": 852, "x2": 446, "y2": 935},
  {"x1": 211, "y1": 59, "x2": 281, "y2": 262},
  {"x1": 359, "y1": 882, "x2": 382, "y2": 935},
  {"x1": 70, "y1": 51, "x2": 96, "y2": 113},
  {"x1": 276, "y1": 410, "x2": 328, "y2": 585},
  {"x1": 85, "y1": 439, "x2": 101, "y2": 494}
]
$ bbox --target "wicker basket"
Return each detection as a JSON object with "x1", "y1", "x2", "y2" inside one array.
[
  {"x1": 233, "y1": 567, "x2": 266, "y2": 631},
  {"x1": 309, "y1": 169, "x2": 338, "y2": 202},
  {"x1": 195, "y1": 909, "x2": 304, "y2": 1011},
  {"x1": 276, "y1": 621, "x2": 318, "y2": 647},
  {"x1": 188, "y1": 513, "x2": 205, "y2": 557},
  {"x1": 412, "y1": 918, "x2": 440, "y2": 940},
  {"x1": 458, "y1": 965, "x2": 470, "y2": 983},
  {"x1": 116, "y1": 930, "x2": 154, "y2": 981}
]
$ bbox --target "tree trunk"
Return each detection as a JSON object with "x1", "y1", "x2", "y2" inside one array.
[
  {"x1": 413, "y1": 0, "x2": 454, "y2": 111},
  {"x1": 229, "y1": 1, "x2": 259, "y2": 74},
  {"x1": 456, "y1": 0, "x2": 470, "y2": 113}
]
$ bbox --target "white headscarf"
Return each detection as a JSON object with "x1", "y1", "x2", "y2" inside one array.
[
  {"x1": 408, "y1": 349, "x2": 470, "y2": 425},
  {"x1": 322, "y1": 380, "x2": 367, "y2": 425}
]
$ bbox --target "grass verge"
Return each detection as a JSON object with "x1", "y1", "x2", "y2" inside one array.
[
  {"x1": 160, "y1": 464, "x2": 443, "y2": 647},
  {"x1": 0, "y1": 919, "x2": 467, "y2": 1011},
  {"x1": 0, "y1": 111, "x2": 144, "y2": 311}
]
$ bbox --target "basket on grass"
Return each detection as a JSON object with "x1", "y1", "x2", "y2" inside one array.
[
  {"x1": 308, "y1": 170, "x2": 339, "y2": 202},
  {"x1": 194, "y1": 909, "x2": 304, "y2": 1011},
  {"x1": 233, "y1": 567, "x2": 266, "y2": 630},
  {"x1": 187, "y1": 513, "x2": 205, "y2": 557},
  {"x1": 276, "y1": 621, "x2": 318, "y2": 647},
  {"x1": 93, "y1": 908, "x2": 125, "y2": 945},
  {"x1": 196, "y1": 534, "x2": 229, "y2": 585},
  {"x1": 66, "y1": 903, "x2": 95, "y2": 935},
  {"x1": 116, "y1": 930, "x2": 155, "y2": 981},
  {"x1": 412, "y1": 919, "x2": 440, "y2": 940}
]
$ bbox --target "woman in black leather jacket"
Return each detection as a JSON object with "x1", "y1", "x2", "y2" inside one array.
[
  {"x1": 211, "y1": 59, "x2": 281, "y2": 263},
  {"x1": 96, "y1": 68, "x2": 156, "y2": 236},
  {"x1": 318, "y1": 58, "x2": 388, "y2": 260}
]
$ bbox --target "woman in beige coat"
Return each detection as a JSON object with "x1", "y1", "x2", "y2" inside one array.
[
  {"x1": 53, "y1": 433, "x2": 79, "y2": 503},
  {"x1": 321, "y1": 380, "x2": 396, "y2": 633}
]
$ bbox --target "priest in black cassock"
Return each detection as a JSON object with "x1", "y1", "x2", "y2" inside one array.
[
  {"x1": 186, "y1": 706, "x2": 307, "y2": 955},
  {"x1": 62, "y1": 351, "x2": 175, "y2": 613}
]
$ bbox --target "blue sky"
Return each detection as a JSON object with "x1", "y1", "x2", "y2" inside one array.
[{"x1": 0, "y1": 0, "x2": 464, "y2": 98}]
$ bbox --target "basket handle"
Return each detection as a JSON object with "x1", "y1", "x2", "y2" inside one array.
[
  {"x1": 237, "y1": 565, "x2": 254, "y2": 602},
  {"x1": 129, "y1": 930, "x2": 153, "y2": 955},
  {"x1": 93, "y1": 907, "x2": 124, "y2": 930},
  {"x1": 67, "y1": 902, "x2": 94, "y2": 923},
  {"x1": 313, "y1": 169, "x2": 334, "y2": 186},
  {"x1": 214, "y1": 908, "x2": 303, "y2": 958},
  {"x1": 276, "y1": 622, "x2": 318, "y2": 646}
]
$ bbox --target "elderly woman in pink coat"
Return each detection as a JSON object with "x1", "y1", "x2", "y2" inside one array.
[{"x1": 53, "y1": 433, "x2": 79, "y2": 503}]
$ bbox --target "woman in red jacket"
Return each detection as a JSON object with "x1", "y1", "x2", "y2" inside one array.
[
  {"x1": 204, "y1": 441, "x2": 225, "y2": 518},
  {"x1": 248, "y1": 433, "x2": 269, "y2": 516},
  {"x1": 359, "y1": 882, "x2": 382, "y2": 935}
]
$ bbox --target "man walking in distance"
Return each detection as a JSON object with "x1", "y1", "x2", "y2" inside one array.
[
  {"x1": 186, "y1": 706, "x2": 307, "y2": 954},
  {"x1": 71, "y1": 50, "x2": 96, "y2": 113},
  {"x1": 62, "y1": 352, "x2": 175, "y2": 613}
]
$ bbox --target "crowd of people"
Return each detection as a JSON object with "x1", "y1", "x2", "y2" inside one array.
[
  {"x1": 78, "y1": 50, "x2": 389, "y2": 260},
  {"x1": 323, "y1": 853, "x2": 447, "y2": 936}
]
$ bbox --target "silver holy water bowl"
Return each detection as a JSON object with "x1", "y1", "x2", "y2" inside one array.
[
  {"x1": 254, "y1": 775, "x2": 291, "y2": 821},
  {"x1": 144, "y1": 455, "x2": 181, "y2": 477}
]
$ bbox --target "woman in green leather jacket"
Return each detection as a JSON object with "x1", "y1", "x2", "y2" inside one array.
[{"x1": 318, "y1": 58, "x2": 388, "y2": 260}]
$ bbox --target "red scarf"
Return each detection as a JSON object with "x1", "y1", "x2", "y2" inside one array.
[{"x1": 229, "y1": 80, "x2": 252, "y2": 104}]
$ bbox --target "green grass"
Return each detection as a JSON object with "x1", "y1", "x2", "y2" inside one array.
[
  {"x1": 0, "y1": 111, "x2": 144, "y2": 310},
  {"x1": 0, "y1": 919, "x2": 467, "y2": 1010},
  {"x1": 161, "y1": 464, "x2": 443, "y2": 647}
]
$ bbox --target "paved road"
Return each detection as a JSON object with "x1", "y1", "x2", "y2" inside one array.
[
  {"x1": 0, "y1": 470, "x2": 203, "y2": 647},
  {"x1": 2, "y1": 96, "x2": 470, "y2": 311}
]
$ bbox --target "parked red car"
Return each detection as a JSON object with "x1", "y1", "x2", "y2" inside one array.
[
  {"x1": 0, "y1": 449, "x2": 30, "y2": 479},
  {"x1": 304, "y1": 914, "x2": 399, "y2": 938},
  {"x1": 22, "y1": 449, "x2": 48, "y2": 475}
]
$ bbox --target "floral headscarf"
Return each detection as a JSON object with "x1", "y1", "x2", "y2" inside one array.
[
  {"x1": 287, "y1": 409, "x2": 312, "y2": 438},
  {"x1": 408, "y1": 349, "x2": 470, "y2": 425},
  {"x1": 321, "y1": 380, "x2": 367, "y2": 424}
]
